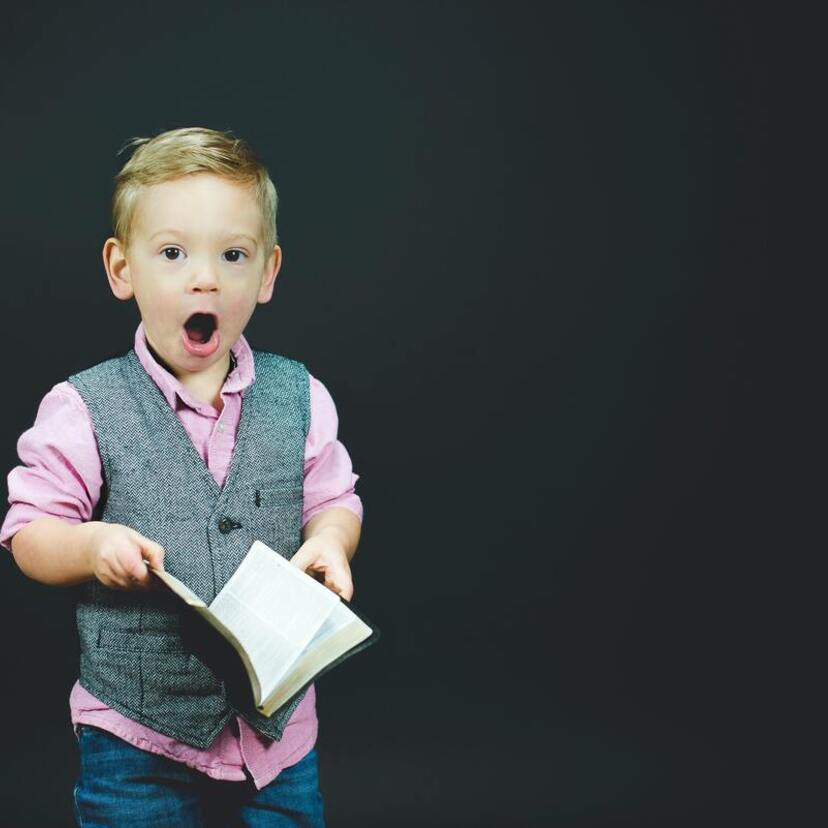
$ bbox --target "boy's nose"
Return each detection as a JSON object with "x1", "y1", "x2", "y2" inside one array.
[{"x1": 188, "y1": 264, "x2": 220, "y2": 292}]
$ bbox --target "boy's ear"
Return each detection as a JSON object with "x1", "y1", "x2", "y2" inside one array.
[
  {"x1": 103, "y1": 237, "x2": 134, "y2": 301},
  {"x1": 257, "y1": 245, "x2": 282, "y2": 304}
]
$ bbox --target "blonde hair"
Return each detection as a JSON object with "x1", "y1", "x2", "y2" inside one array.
[{"x1": 112, "y1": 126, "x2": 278, "y2": 255}]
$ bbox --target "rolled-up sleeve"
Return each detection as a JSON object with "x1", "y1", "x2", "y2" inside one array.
[
  {"x1": 302, "y1": 375, "x2": 363, "y2": 528},
  {"x1": 1, "y1": 382, "x2": 103, "y2": 552}
]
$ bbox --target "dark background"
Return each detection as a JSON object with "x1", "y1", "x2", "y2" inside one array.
[{"x1": 0, "y1": 2, "x2": 816, "y2": 826}]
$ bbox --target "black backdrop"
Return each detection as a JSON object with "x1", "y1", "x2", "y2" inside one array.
[{"x1": 0, "y1": 3, "x2": 815, "y2": 826}]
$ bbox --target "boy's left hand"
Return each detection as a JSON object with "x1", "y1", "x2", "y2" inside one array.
[{"x1": 290, "y1": 536, "x2": 353, "y2": 601}]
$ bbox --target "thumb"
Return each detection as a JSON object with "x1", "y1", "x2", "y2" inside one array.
[
  {"x1": 290, "y1": 543, "x2": 317, "y2": 572},
  {"x1": 128, "y1": 528, "x2": 165, "y2": 573}
]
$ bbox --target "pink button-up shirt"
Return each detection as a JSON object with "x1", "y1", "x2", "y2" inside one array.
[{"x1": 1, "y1": 323, "x2": 362, "y2": 789}]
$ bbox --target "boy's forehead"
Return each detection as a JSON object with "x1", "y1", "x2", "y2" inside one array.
[{"x1": 133, "y1": 174, "x2": 262, "y2": 237}]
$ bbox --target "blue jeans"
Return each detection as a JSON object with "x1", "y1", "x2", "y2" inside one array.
[{"x1": 72, "y1": 724, "x2": 326, "y2": 827}]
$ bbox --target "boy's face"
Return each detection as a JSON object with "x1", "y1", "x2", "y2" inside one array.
[{"x1": 103, "y1": 172, "x2": 280, "y2": 381}]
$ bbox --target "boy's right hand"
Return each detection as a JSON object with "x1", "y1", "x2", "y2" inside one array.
[{"x1": 84, "y1": 522, "x2": 165, "y2": 590}]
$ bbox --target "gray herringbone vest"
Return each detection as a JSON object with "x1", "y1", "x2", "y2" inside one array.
[{"x1": 68, "y1": 347, "x2": 310, "y2": 749}]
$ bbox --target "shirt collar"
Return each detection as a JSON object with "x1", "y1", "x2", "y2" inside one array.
[{"x1": 133, "y1": 321, "x2": 256, "y2": 414}]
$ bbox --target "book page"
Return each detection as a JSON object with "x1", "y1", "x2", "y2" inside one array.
[
  {"x1": 204, "y1": 591, "x2": 303, "y2": 701},
  {"x1": 208, "y1": 541, "x2": 340, "y2": 695},
  {"x1": 297, "y1": 600, "x2": 364, "y2": 658},
  {"x1": 259, "y1": 602, "x2": 351, "y2": 702},
  {"x1": 261, "y1": 601, "x2": 373, "y2": 716}
]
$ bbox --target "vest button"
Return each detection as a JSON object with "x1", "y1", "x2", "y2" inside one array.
[{"x1": 218, "y1": 518, "x2": 241, "y2": 534}]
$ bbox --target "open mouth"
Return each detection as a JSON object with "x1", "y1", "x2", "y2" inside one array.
[{"x1": 184, "y1": 312, "x2": 217, "y2": 344}]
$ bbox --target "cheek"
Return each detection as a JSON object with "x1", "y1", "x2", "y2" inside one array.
[
  {"x1": 223, "y1": 288, "x2": 260, "y2": 325},
  {"x1": 133, "y1": 283, "x2": 178, "y2": 326}
]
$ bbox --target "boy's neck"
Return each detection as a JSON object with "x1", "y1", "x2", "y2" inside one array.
[{"x1": 144, "y1": 338, "x2": 233, "y2": 412}]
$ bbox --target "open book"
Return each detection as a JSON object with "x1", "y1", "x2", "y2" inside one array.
[{"x1": 150, "y1": 540, "x2": 377, "y2": 717}]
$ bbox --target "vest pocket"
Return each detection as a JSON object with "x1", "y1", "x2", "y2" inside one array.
[
  {"x1": 254, "y1": 485, "x2": 303, "y2": 503},
  {"x1": 88, "y1": 629, "x2": 228, "y2": 730},
  {"x1": 106, "y1": 484, "x2": 200, "y2": 520},
  {"x1": 97, "y1": 628, "x2": 188, "y2": 653},
  {"x1": 141, "y1": 651, "x2": 219, "y2": 701},
  {"x1": 247, "y1": 485, "x2": 303, "y2": 556},
  {"x1": 96, "y1": 630, "x2": 221, "y2": 698}
]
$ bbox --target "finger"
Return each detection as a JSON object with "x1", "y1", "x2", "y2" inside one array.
[
  {"x1": 115, "y1": 540, "x2": 153, "y2": 587},
  {"x1": 125, "y1": 551, "x2": 151, "y2": 585},
  {"x1": 121, "y1": 533, "x2": 163, "y2": 588},
  {"x1": 324, "y1": 565, "x2": 354, "y2": 602},
  {"x1": 143, "y1": 547, "x2": 165, "y2": 572}
]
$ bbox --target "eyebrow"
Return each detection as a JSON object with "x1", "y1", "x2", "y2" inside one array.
[{"x1": 149, "y1": 229, "x2": 259, "y2": 247}]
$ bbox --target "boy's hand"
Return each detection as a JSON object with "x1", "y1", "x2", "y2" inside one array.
[
  {"x1": 84, "y1": 522, "x2": 165, "y2": 590},
  {"x1": 290, "y1": 535, "x2": 353, "y2": 601}
]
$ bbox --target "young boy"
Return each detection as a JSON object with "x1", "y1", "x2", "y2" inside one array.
[{"x1": 0, "y1": 127, "x2": 362, "y2": 826}]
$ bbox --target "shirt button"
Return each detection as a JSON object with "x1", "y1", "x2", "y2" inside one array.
[{"x1": 218, "y1": 423, "x2": 225, "y2": 432}]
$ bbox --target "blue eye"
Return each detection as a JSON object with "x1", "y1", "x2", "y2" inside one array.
[
  {"x1": 224, "y1": 249, "x2": 247, "y2": 263},
  {"x1": 162, "y1": 247, "x2": 182, "y2": 261}
]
